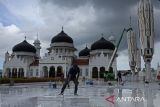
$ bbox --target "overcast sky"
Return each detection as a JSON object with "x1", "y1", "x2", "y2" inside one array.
[{"x1": 0, "y1": 0, "x2": 160, "y2": 70}]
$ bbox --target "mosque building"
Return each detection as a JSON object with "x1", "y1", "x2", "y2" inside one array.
[{"x1": 3, "y1": 29, "x2": 117, "y2": 79}]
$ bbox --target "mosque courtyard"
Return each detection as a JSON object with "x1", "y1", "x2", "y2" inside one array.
[{"x1": 0, "y1": 80, "x2": 160, "y2": 107}]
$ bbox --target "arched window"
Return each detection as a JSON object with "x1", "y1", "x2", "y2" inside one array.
[
  {"x1": 18, "y1": 68, "x2": 24, "y2": 78},
  {"x1": 36, "y1": 69, "x2": 39, "y2": 76},
  {"x1": 56, "y1": 66, "x2": 63, "y2": 77},
  {"x1": 109, "y1": 67, "x2": 113, "y2": 73},
  {"x1": 43, "y1": 66, "x2": 48, "y2": 78},
  {"x1": 30, "y1": 69, "x2": 33, "y2": 77},
  {"x1": 12, "y1": 68, "x2": 17, "y2": 78},
  {"x1": 100, "y1": 67, "x2": 105, "y2": 78},
  {"x1": 49, "y1": 66, "x2": 55, "y2": 78},
  {"x1": 92, "y1": 67, "x2": 98, "y2": 78}
]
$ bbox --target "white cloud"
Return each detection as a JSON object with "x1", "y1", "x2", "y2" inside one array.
[
  {"x1": 0, "y1": 0, "x2": 159, "y2": 71},
  {"x1": 117, "y1": 49, "x2": 130, "y2": 70},
  {"x1": 0, "y1": 23, "x2": 23, "y2": 54},
  {"x1": 40, "y1": 1, "x2": 97, "y2": 36},
  {"x1": 1, "y1": 0, "x2": 45, "y2": 28}
]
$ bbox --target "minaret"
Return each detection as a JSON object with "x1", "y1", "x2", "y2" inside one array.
[
  {"x1": 33, "y1": 34, "x2": 41, "y2": 58},
  {"x1": 5, "y1": 51, "x2": 9, "y2": 63},
  {"x1": 138, "y1": 0, "x2": 154, "y2": 82},
  {"x1": 127, "y1": 17, "x2": 137, "y2": 78}
]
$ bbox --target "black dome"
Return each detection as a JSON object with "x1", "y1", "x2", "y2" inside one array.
[
  {"x1": 91, "y1": 37, "x2": 115, "y2": 50},
  {"x1": 51, "y1": 30, "x2": 73, "y2": 43},
  {"x1": 12, "y1": 40, "x2": 36, "y2": 53},
  {"x1": 79, "y1": 46, "x2": 90, "y2": 57}
]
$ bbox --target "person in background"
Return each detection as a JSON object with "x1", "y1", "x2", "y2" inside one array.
[
  {"x1": 59, "y1": 64, "x2": 80, "y2": 95},
  {"x1": 117, "y1": 71, "x2": 122, "y2": 83},
  {"x1": 82, "y1": 76, "x2": 86, "y2": 84}
]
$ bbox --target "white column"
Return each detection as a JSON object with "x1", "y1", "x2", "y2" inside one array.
[
  {"x1": 64, "y1": 64, "x2": 67, "y2": 78},
  {"x1": 23, "y1": 68, "x2": 28, "y2": 77},
  {"x1": 89, "y1": 67, "x2": 92, "y2": 79},
  {"x1": 17, "y1": 67, "x2": 19, "y2": 78},
  {"x1": 47, "y1": 66, "x2": 49, "y2": 78},
  {"x1": 98, "y1": 67, "x2": 100, "y2": 80},
  {"x1": 10, "y1": 67, "x2": 13, "y2": 78},
  {"x1": 64, "y1": 57, "x2": 67, "y2": 78},
  {"x1": 55, "y1": 66, "x2": 57, "y2": 77}
]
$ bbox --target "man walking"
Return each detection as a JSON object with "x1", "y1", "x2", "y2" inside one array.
[{"x1": 59, "y1": 64, "x2": 80, "y2": 95}]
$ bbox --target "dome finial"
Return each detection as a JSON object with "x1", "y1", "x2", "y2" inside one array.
[
  {"x1": 37, "y1": 33, "x2": 39, "y2": 40},
  {"x1": 85, "y1": 44, "x2": 88, "y2": 49},
  {"x1": 129, "y1": 16, "x2": 132, "y2": 28},
  {"x1": 62, "y1": 26, "x2": 63, "y2": 31},
  {"x1": 101, "y1": 33, "x2": 104, "y2": 37},
  {"x1": 24, "y1": 32, "x2": 27, "y2": 40}
]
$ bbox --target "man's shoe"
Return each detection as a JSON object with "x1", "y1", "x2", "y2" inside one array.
[
  {"x1": 59, "y1": 93, "x2": 63, "y2": 95},
  {"x1": 145, "y1": 81, "x2": 149, "y2": 84},
  {"x1": 74, "y1": 93, "x2": 78, "y2": 96}
]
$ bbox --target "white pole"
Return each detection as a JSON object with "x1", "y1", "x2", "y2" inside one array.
[
  {"x1": 138, "y1": 0, "x2": 154, "y2": 82},
  {"x1": 145, "y1": 61, "x2": 151, "y2": 82}
]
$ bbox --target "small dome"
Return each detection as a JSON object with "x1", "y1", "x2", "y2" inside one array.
[
  {"x1": 79, "y1": 46, "x2": 90, "y2": 57},
  {"x1": 51, "y1": 30, "x2": 73, "y2": 43},
  {"x1": 91, "y1": 37, "x2": 115, "y2": 50},
  {"x1": 12, "y1": 40, "x2": 36, "y2": 53}
]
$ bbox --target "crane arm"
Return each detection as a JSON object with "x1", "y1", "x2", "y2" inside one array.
[{"x1": 107, "y1": 28, "x2": 130, "y2": 71}]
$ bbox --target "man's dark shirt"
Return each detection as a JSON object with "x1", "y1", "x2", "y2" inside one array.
[
  {"x1": 68, "y1": 66, "x2": 80, "y2": 79},
  {"x1": 117, "y1": 72, "x2": 122, "y2": 78}
]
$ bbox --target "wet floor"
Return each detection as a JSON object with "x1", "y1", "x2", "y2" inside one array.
[{"x1": 0, "y1": 81, "x2": 160, "y2": 107}]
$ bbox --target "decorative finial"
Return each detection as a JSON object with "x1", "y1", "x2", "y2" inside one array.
[
  {"x1": 37, "y1": 33, "x2": 39, "y2": 40},
  {"x1": 101, "y1": 33, "x2": 104, "y2": 37},
  {"x1": 62, "y1": 26, "x2": 63, "y2": 31},
  {"x1": 129, "y1": 16, "x2": 132, "y2": 28},
  {"x1": 25, "y1": 36, "x2": 26, "y2": 40}
]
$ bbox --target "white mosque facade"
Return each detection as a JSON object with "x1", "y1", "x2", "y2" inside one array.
[{"x1": 3, "y1": 30, "x2": 117, "y2": 79}]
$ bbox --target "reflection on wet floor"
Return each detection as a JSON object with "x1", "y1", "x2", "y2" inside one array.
[{"x1": 0, "y1": 81, "x2": 160, "y2": 107}]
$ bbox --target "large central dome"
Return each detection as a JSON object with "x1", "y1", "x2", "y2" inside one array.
[
  {"x1": 12, "y1": 40, "x2": 36, "y2": 53},
  {"x1": 91, "y1": 37, "x2": 115, "y2": 50},
  {"x1": 51, "y1": 30, "x2": 73, "y2": 43}
]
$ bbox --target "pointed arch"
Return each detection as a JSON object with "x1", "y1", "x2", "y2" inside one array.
[
  {"x1": 43, "y1": 66, "x2": 48, "y2": 78},
  {"x1": 100, "y1": 67, "x2": 105, "y2": 78},
  {"x1": 92, "y1": 67, "x2": 98, "y2": 78},
  {"x1": 49, "y1": 66, "x2": 55, "y2": 78},
  {"x1": 56, "y1": 66, "x2": 63, "y2": 77},
  {"x1": 12, "y1": 68, "x2": 17, "y2": 78}
]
